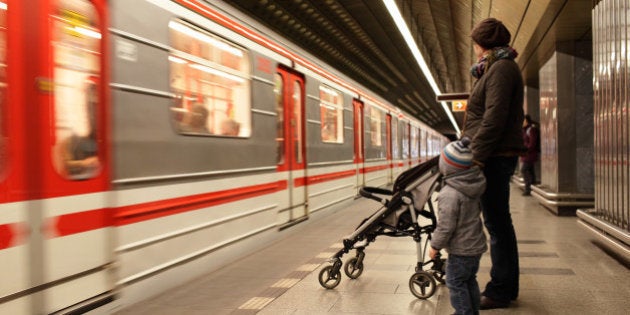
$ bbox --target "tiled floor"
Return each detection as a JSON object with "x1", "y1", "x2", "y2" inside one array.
[{"x1": 115, "y1": 185, "x2": 630, "y2": 315}]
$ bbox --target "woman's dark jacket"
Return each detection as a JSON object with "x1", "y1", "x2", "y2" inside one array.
[{"x1": 463, "y1": 59, "x2": 526, "y2": 163}]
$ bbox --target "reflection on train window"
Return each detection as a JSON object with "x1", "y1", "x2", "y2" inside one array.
[
  {"x1": 319, "y1": 85, "x2": 343, "y2": 143},
  {"x1": 369, "y1": 106, "x2": 382, "y2": 146},
  {"x1": 429, "y1": 135, "x2": 438, "y2": 156},
  {"x1": 410, "y1": 126, "x2": 419, "y2": 159},
  {"x1": 0, "y1": 3, "x2": 6, "y2": 178},
  {"x1": 420, "y1": 129, "x2": 427, "y2": 159},
  {"x1": 274, "y1": 73, "x2": 284, "y2": 164},
  {"x1": 169, "y1": 21, "x2": 250, "y2": 137},
  {"x1": 52, "y1": 0, "x2": 102, "y2": 180},
  {"x1": 391, "y1": 119, "x2": 399, "y2": 159},
  {"x1": 402, "y1": 123, "x2": 409, "y2": 159}
]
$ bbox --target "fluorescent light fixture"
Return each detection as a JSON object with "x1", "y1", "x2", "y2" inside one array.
[{"x1": 382, "y1": 0, "x2": 460, "y2": 135}]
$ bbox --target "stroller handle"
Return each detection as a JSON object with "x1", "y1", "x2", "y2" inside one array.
[{"x1": 359, "y1": 186, "x2": 393, "y2": 204}]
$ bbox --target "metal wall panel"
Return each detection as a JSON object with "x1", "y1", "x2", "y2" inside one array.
[
  {"x1": 539, "y1": 54, "x2": 559, "y2": 191},
  {"x1": 593, "y1": 0, "x2": 629, "y2": 231},
  {"x1": 536, "y1": 39, "x2": 594, "y2": 217}
]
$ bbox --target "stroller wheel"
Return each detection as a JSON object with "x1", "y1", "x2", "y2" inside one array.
[
  {"x1": 344, "y1": 257, "x2": 364, "y2": 279},
  {"x1": 318, "y1": 265, "x2": 341, "y2": 289},
  {"x1": 408, "y1": 271, "x2": 436, "y2": 299}
]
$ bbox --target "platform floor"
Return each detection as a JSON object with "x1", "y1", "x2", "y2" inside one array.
[{"x1": 114, "y1": 185, "x2": 630, "y2": 315}]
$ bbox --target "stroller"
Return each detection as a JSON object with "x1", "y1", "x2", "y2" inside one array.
[{"x1": 317, "y1": 156, "x2": 446, "y2": 299}]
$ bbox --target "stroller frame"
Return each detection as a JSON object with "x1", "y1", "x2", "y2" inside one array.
[{"x1": 318, "y1": 157, "x2": 446, "y2": 299}]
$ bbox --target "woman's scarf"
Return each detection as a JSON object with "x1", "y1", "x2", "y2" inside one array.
[{"x1": 470, "y1": 46, "x2": 518, "y2": 79}]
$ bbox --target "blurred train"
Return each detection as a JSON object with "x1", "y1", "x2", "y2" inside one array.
[{"x1": 0, "y1": 0, "x2": 447, "y2": 313}]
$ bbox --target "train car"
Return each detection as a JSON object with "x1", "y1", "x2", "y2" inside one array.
[{"x1": 0, "y1": 0, "x2": 448, "y2": 314}]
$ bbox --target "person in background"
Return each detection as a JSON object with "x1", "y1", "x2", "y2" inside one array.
[
  {"x1": 520, "y1": 114, "x2": 539, "y2": 196},
  {"x1": 429, "y1": 138, "x2": 487, "y2": 315},
  {"x1": 463, "y1": 17, "x2": 526, "y2": 309},
  {"x1": 181, "y1": 103, "x2": 210, "y2": 134},
  {"x1": 221, "y1": 118, "x2": 240, "y2": 136},
  {"x1": 60, "y1": 82, "x2": 100, "y2": 179}
]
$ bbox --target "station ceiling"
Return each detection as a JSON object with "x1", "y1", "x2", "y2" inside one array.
[{"x1": 223, "y1": 0, "x2": 592, "y2": 137}]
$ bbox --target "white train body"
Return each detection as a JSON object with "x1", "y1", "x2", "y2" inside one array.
[{"x1": 0, "y1": 1, "x2": 447, "y2": 313}]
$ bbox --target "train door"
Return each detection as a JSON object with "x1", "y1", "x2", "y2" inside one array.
[
  {"x1": 353, "y1": 99, "x2": 365, "y2": 193},
  {"x1": 276, "y1": 66, "x2": 307, "y2": 226},
  {"x1": 0, "y1": 2, "x2": 27, "y2": 314},
  {"x1": 19, "y1": 0, "x2": 114, "y2": 314},
  {"x1": 386, "y1": 113, "x2": 393, "y2": 183}
]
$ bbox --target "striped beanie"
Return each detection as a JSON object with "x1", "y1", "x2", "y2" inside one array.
[{"x1": 439, "y1": 137, "x2": 473, "y2": 175}]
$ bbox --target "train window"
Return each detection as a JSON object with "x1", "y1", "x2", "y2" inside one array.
[
  {"x1": 402, "y1": 122, "x2": 409, "y2": 159},
  {"x1": 274, "y1": 73, "x2": 284, "y2": 164},
  {"x1": 369, "y1": 106, "x2": 382, "y2": 147},
  {"x1": 392, "y1": 118, "x2": 399, "y2": 159},
  {"x1": 410, "y1": 127, "x2": 419, "y2": 159},
  {"x1": 319, "y1": 85, "x2": 343, "y2": 143},
  {"x1": 168, "y1": 21, "x2": 251, "y2": 137},
  {"x1": 51, "y1": 0, "x2": 102, "y2": 180},
  {"x1": 420, "y1": 129, "x2": 427, "y2": 160}
]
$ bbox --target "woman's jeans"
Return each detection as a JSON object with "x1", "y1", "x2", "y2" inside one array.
[
  {"x1": 446, "y1": 254, "x2": 482, "y2": 315},
  {"x1": 481, "y1": 156, "x2": 519, "y2": 302}
]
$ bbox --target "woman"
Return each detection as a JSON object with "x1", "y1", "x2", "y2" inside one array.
[{"x1": 463, "y1": 17, "x2": 526, "y2": 310}]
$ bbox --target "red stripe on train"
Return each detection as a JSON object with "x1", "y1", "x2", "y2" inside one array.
[
  {"x1": 0, "y1": 223, "x2": 27, "y2": 249},
  {"x1": 294, "y1": 177, "x2": 306, "y2": 187},
  {"x1": 36, "y1": 165, "x2": 380, "y2": 240},
  {"x1": 360, "y1": 165, "x2": 389, "y2": 174},
  {"x1": 114, "y1": 180, "x2": 287, "y2": 226},
  {"x1": 307, "y1": 169, "x2": 357, "y2": 185},
  {"x1": 0, "y1": 223, "x2": 15, "y2": 249},
  {"x1": 53, "y1": 209, "x2": 112, "y2": 237}
]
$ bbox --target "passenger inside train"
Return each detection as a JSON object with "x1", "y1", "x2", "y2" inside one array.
[
  {"x1": 58, "y1": 81, "x2": 100, "y2": 179},
  {"x1": 220, "y1": 118, "x2": 240, "y2": 136},
  {"x1": 180, "y1": 103, "x2": 211, "y2": 134}
]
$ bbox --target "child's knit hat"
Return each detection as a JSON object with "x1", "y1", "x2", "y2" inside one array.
[{"x1": 439, "y1": 137, "x2": 473, "y2": 175}]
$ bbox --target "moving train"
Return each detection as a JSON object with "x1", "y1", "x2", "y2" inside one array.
[{"x1": 0, "y1": 0, "x2": 447, "y2": 313}]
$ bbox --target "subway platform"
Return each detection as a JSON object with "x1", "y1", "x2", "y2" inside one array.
[{"x1": 114, "y1": 185, "x2": 630, "y2": 315}]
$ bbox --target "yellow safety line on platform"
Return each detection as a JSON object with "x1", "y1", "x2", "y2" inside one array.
[
  {"x1": 238, "y1": 297, "x2": 274, "y2": 310},
  {"x1": 271, "y1": 278, "x2": 301, "y2": 288},
  {"x1": 296, "y1": 263, "x2": 320, "y2": 271}
]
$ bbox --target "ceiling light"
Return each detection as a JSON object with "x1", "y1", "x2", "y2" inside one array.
[{"x1": 382, "y1": 0, "x2": 460, "y2": 135}]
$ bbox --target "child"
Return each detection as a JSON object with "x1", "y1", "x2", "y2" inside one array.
[{"x1": 429, "y1": 138, "x2": 487, "y2": 315}]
